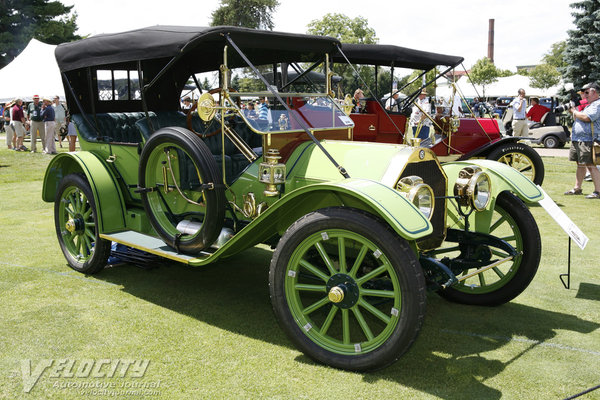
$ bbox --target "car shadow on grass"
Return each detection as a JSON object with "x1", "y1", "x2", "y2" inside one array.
[
  {"x1": 94, "y1": 251, "x2": 599, "y2": 399},
  {"x1": 95, "y1": 245, "x2": 292, "y2": 347},
  {"x1": 359, "y1": 294, "x2": 599, "y2": 399}
]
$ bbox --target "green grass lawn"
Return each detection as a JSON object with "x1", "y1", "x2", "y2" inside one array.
[{"x1": 0, "y1": 141, "x2": 598, "y2": 399}]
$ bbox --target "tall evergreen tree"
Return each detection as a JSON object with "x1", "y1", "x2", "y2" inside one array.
[
  {"x1": 0, "y1": 0, "x2": 80, "y2": 68},
  {"x1": 563, "y1": 0, "x2": 600, "y2": 87},
  {"x1": 210, "y1": 0, "x2": 279, "y2": 30}
]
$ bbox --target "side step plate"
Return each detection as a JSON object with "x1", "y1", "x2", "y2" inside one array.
[{"x1": 100, "y1": 231, "x2": 212, "y2": 266}]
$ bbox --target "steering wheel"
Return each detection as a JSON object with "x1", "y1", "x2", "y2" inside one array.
[{"x1": 186, "y1": 88, "x2": 240, "y2": 138}]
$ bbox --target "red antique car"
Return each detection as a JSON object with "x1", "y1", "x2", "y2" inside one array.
[{"x1": 333, "y1": 44, "x2": 544, "y2": 185}]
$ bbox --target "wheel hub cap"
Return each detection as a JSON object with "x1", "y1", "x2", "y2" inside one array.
[
  {"x1": 328, "y1": 286, "x2": 345, "y2": 303},
  {"x1": 326, "y1": 274, "x2": 359, "y2": 309},
  {"x1": 65, "y1": 219, "x2": 77, "y2": 233}
]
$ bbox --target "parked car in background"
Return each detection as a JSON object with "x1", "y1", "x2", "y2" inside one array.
[
  {"x1": 493, "y1": 96, "x2": 514, "y2": 117},
  {"x1": 332, "y1": 44, "x2": 545, "y2": 185}
]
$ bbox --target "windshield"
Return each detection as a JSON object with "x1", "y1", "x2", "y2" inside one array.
[{"x1": 184, "y1": 62, "x2": 354, "y2": 134}]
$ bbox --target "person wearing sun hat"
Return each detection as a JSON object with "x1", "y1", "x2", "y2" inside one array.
[
  {"x1": 27, "y1": 94, "x2": 45, "y2": 152},
  {"x1": 410, "y1": 88, "x2": 432, "y2": 140},
  {"x1": 565, "y1": 82, "x2": 600, "y2": 198},
  {"x1": 41, "y1": 97, "x2": 56, "y2": 154}
]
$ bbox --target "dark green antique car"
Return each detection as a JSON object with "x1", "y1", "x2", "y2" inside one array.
[{"x1": 43, "y1": 26, "x2": 543, "y2": 371}]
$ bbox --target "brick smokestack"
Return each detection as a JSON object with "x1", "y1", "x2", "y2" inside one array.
[{"x1": 488, "y1": 19, "x2": 495, "y2": 64}]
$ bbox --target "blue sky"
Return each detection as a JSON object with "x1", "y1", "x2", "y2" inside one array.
[{"x1": 63, "y1": 0, "x2": 576, "y2": 72}]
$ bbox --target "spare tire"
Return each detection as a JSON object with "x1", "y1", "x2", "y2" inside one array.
[{"x1": 138, "y1": 127, "x2": 225, "y2": 254}]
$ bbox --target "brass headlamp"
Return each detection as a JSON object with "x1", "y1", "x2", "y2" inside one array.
[{"x1": 454, "y1": 165, "x2": 492, "y2": 211}]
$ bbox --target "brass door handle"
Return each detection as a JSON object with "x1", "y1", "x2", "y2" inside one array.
[{"x1": 368, "y1": 125, "x2": 376, "y2": 131}]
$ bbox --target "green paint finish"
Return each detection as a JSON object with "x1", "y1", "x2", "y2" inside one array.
[{"x1": 42, "y1": 152, "x2": 127, "y2": 233}]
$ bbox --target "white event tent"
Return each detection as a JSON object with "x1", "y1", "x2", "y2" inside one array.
[
  {"x1": 0, "y1": 39, "x2": 65, "y2": 103},
  {"x1": 436, "y1": 74, "x2": 563, "y2": 100}
]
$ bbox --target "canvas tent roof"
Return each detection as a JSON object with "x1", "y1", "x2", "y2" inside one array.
[{"x1": 0, "y1": 39, "x2": 65, "y2": 103}]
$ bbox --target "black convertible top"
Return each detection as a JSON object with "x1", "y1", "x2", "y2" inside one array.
[
  {"x1": 333, "y1": 43, "x2": 464, "y2": 70},
  {"x1": 55, "y1": 25, "x2": 340, "y2": 72}
]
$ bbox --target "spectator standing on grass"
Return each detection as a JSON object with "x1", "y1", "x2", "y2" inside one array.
[
  {"x1": 65, "y1": 116, "x2": 77, "y2": 152},
  {"x1": 41, "y1": 98, "x2": 56, "y2": 154},
  {"x1": 53, "y1": 95, "x2": 67, "y2": 148},
  {"x1": 510, "y1": 88, "x2": 529, "y2": 136},
  {"x1": 11, "y1": 99, "x2": 27, "y2": 151},
  {"x1": 27, "y1": 94, "x2": 45, "y2": 153},
  {"x1": 564, "y1": 82, "x2": 600, "y2": 199},
  {"x1": 4, "y1": 100, "x2": 16, "y2": 150}
]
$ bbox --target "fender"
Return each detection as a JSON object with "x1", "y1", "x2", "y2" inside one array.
[
  {"x1": 442, "y1": 159, "x2": 543, "y2": 204},
  {"x1": 42, "y1": 152, "x2": 127, "y2": 233},
  {"x1": 212, "y1": 178, "x2": 433, "y2": 260},
  {"x1": 457, "y1": 136, "x2": 522, "y2": 160}
]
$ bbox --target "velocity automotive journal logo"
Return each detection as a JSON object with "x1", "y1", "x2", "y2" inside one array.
[{"x1": 20, "y1": 358, "x2": 154, "y2": 394}]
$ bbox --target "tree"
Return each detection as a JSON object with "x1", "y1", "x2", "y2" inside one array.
[
  {"x1": 210, "y1": 0, "x2": 279, "y2": 30},
  {"x1": 543, "y1": 41, "x2": 567, "y2": 69},
  {"x1": 0, "y1": 0, "x2": 81, "y2": 68},
  {"x1": 306, "y1": 13, "x2": 378, "y2": 44},
  {"x1": 563, "y1": 0, "x2": 600, "y2": 87},
  {"x1": 468, "y1": 57, "x2": 500, "y2": 97},
  {"x1": 307, "y1": 13, "x2": 378, "y2": 96},
  {"x1": 529, "y1": 63, "x2": 561, "y2": 90}
]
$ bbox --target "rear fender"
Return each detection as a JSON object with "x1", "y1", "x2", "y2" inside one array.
[
  {"x1": 42, "y1": 152, "x2": 127, "y2": 233},
  {"x1": 214, "y1": 178, "x2": 433, "y2": 258}
]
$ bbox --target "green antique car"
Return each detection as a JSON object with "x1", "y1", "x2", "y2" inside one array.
[{"x1": 42, "y1": 26, "x2": 543, "y2": 371}]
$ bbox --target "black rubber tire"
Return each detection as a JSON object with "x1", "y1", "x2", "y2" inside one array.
[
  {"x1": 543, "y1": 135, "x2": 560, "y2": 149},
  {"x1": 139, "y1": 127, "x2": 225, "y2": 254},
  {"x1": 487, "y1": 142, "x2": 545, "y2": 185},
  {"x1": 54, "y1": 173, "x2": 111, "y2": 274},
  {"x1": 557, "y1": 141, "x2": 566, "y2": 149},
  {"x1": 269, "y1": 207, "x2": 427, "y2": 371},
  {"x1": 438, "y1": 192, "x2": 541, "y2": 306}
]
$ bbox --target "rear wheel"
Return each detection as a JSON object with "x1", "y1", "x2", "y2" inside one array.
[
  {"x1": 55, "y1": 173, "x2": 110, "y2": 274},
  {"x1": 487, "y1": 142, "x2": 544, "y2": 185},
  {"x1": 138, "y1": 127, "x2": 225, "y2": 254},
  {"x1": 543, "y1": 135, "x2": 559, "y2": 149},
  {"x1": 269, "y1": 207, "x2": 426, "y2": 371},
  {"x1": 438, "y1": 192, "x2": 541, "y2": 306}
]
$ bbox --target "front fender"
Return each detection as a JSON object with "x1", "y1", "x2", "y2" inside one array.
[
  {"x1": 442, "y1": 159, "x2": 543, "y2": 204},
  {"x1": 42, "y1": 152, "x2": 127, "y2": 233},
  {"x1": 213, "y1": 178, "x2": 432, "y2": 259}
]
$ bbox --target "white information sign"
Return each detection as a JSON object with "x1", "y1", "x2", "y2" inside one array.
[{"x1": 537, "y1": 186, "x2": 589, "y2": 250}]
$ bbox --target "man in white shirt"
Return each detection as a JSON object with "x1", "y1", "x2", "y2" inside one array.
[
  {"x1": 510, "y1": 88, "x2": 529, "y2": 136},
  {"x1": 385, "y1": 91, "x2": 401, "y2": 112},
  {"x1": 410, "y1": 89, "x2": 432, "y2": 139}
]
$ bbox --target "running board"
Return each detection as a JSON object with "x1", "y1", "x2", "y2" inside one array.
[{"x1": 99, "y1": 231, "x2": 212, "y2": 266}]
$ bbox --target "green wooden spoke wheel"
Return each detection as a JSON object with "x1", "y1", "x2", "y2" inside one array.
[
  {"x1": 269, "y1": 207, "x2": 426, "y2": 371},
  {"x1": 438, "y1": 191, "x2": 541, "y2": 306},
  {"x1": 55, "y1": 173, "x2": 110, "y2": 274},
  {"x1": 138, "y1": 127, "x2": 225, "y2": 254}
]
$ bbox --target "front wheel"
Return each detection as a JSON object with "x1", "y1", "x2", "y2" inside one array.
[
  {"x1": 487, "y1": 142, "x2": 545, "y2": 185},
  {"x1": 269, "y1": 207, "x2": 426, "y2": 371},
  {"x1": 438, "y1": 192, "x2": 541, "y2": 306},
  {"x1": 54, "y1": 173, "x2": 111, "y2": 274}
]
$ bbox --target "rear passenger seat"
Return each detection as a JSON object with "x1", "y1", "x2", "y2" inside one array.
[{"x1": 72, "y1": 111, "x2": 263, "y2": 182}]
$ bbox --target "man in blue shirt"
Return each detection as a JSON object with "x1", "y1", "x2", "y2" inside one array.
[
  {"x1": 510, "y1": 88, "x2": 529, "y2": 137},
  {"x1": 565, "y1": 82, "x2": 600, "y2": 198}
]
